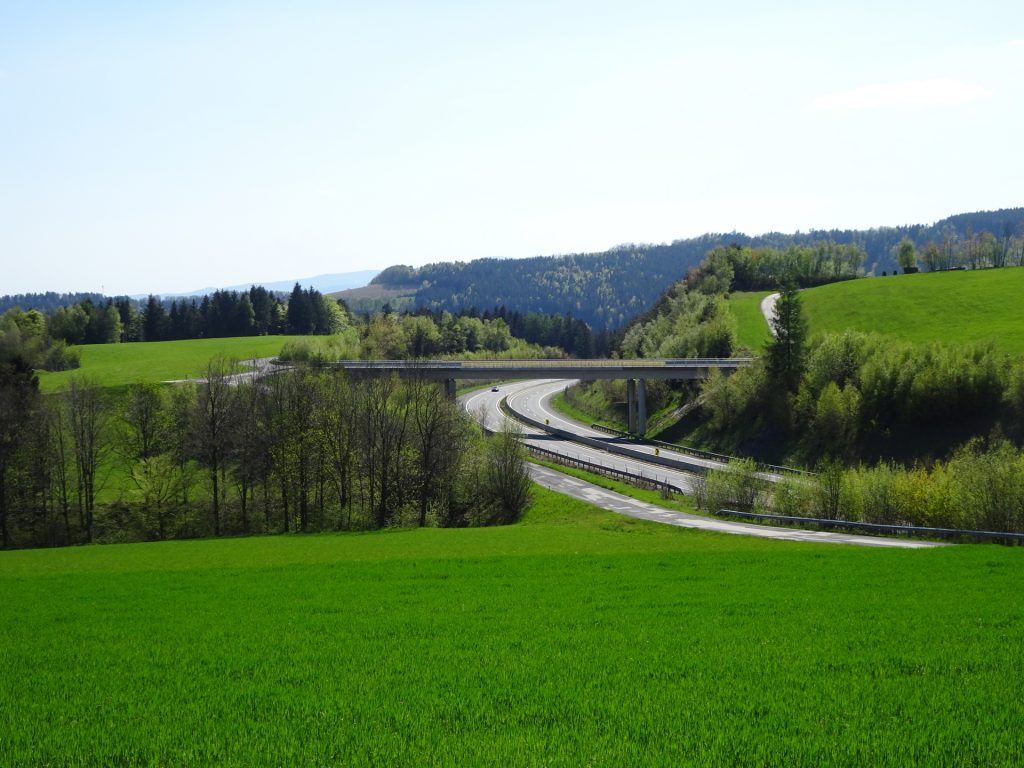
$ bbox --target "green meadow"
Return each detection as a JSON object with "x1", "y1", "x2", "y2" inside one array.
[
  {"x1": 36, "y1": 336, "x2": 304, "y2": 393},
  {"x1": 2, "y1": 487, "x2": 1023, "y2": 766},
  {"x1": 728, "y1": 290, "x2": 773, "y2": 352},
  {"x1": 801, "y1": 268, "x2": 1024, "y2": 355},
  {"x1": 728, "y1": 269, "x2": 1024, "y2": 358}
]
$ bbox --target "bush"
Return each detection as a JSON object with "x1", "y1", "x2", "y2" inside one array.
[
  {"x1": 701, "y1": 458, "x2": 765, "y2": 513},
  {"x1": 771, "y1": 473, "x2": 814, "y2": 518},
  {"x1": 811, "y1": 462, "x2": 844, "y2": 520},
  {"x1": 278, "y1": 330, "x2": 360, "y2": 364}
]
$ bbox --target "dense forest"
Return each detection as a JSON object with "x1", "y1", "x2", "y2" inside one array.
[
  {"x1": 369, "y1": 208, "x2": 1024, "y2": 328},
  {"x1": 0, "y1": 292, "x2": 106, "y2": 315}
]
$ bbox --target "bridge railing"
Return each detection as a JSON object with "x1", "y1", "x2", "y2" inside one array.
[{"x1": 329, "y1": 357, "x2": 754, "y2": 370}]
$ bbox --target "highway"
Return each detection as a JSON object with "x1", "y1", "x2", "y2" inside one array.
[
  {"x1": 461, "y1": 379, "x2": 943, "y2": 549},
  {"x1": 462, "y1": 379, "x2": 694, "y2": 491}
]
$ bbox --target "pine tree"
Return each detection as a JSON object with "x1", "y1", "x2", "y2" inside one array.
[{"x1": 766, "y1": 280, "x2": 806, "y2": 392}]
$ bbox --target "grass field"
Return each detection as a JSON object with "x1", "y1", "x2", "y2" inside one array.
[
  {"x1": 2, "y1": 488, "x2": 1023, "y2": 766},
  {"x1": 728, "y1": 290, "x2": 773, "y2": 353},
  {"x1": 36, "y1": 336, "x2": 304, "y2": 393},
  {"x1": 802, "y1": 268, "x2": 1024, "y2": 355}
]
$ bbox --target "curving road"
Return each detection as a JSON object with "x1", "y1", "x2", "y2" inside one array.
[
  {"x1": 461, "y1": 379, "x2": 943, "y2": 548},
  {"x1": 761, "y1": 292, "x2": 780, "y2": 337}
]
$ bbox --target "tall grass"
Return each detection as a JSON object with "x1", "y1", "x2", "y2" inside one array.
[{"x1": 1, "y1": 488, "x2": 1023, "y2": 765}]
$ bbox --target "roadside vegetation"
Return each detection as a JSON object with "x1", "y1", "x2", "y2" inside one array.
[{"x1": 695, "y1": 444, "x2": 1024, "y2": 534}]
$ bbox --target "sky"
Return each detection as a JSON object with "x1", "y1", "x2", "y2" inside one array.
[{"x1": 2, "y1": 0, "x2": 1022, "y2": 296}]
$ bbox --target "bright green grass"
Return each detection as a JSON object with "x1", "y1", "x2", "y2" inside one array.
[
  {"x1": 728, "y1": 290, "x2": 773, "y2": 352},
  {"x1": 802, "y1": 268, "x2": 1024, "y2": 355},
  {"x1": 2, "y1": 488, "x2": 1023, "y2": 766},
  {"x1": 36, "y1": 336, "x2": 305, "y2": 393}
]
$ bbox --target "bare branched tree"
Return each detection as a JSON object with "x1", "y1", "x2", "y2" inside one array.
[{"x1": 64, "y1": 378, "x2": 109, "y2": 543}]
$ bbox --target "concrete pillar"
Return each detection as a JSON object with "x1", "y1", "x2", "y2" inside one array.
[
  {"x1": 636, "y1": 378, "x2": 647, "y2": 438},
  {"x1": 627, "y1": 378, "x2": 637, "y2": 434},
  {"x1": 444, "y1": 378, "x2": 457, "y2": 401}
]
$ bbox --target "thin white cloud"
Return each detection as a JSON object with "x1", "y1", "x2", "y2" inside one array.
[
  {"x1": 810, "y1": 79, "x2": 987, "y2": 113},
  {"x1": 1009, "y1": 40, "x2": 1024, "y2": 46}
]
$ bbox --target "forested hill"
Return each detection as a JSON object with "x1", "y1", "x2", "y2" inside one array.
[
  {"x1": 371, "y1": 207, "x2": 1024, "y2": 329},
  {"x1": 0, "y1": 292, "x2": 106, "y2": 315}
]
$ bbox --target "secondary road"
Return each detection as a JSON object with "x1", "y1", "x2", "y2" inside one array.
[
  {"x1": 461, "y1": 379, "x2": 943, "y2": 548},
  {"x1": 760, "y1": 292, "x2": 780, "y2": 337}
]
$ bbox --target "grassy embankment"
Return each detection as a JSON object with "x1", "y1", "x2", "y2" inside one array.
[
  {"x1": 728, "y1": 290, "x2": 774, "y2": 352},
  {"x1": 801, "y1": 268, "x2": 1024, "y2": 355},
  {"x1": 712, "y1": 270, "x2": 1024, "y2": 365},
  {"x1": 2, "y1": 491, "x2": 1023, "y2": 765},
  {"x1": 36, "y1": 336, "x2": 304, "y2": 394}
]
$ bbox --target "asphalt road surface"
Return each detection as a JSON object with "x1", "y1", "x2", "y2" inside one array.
[{"x1": 461, "y1": 380, "x2": 944, "y2": 549}]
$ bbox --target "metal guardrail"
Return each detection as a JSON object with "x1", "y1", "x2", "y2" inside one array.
[
  {"x1": 589, "y1": 423, "x2": 813, "y2": 477},
  {"x1": 500, "y1": 397, "x2": 715, "y2": 476},
  {"x1": 526, "y1": 443, "x2": 685, "y2": 496},
  {"x1": 715, "y1": 509, "x2": 1024, "y2": 544}
]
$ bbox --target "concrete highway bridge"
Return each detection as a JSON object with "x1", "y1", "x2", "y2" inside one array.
[{"x1": 328, "y1": 358, "x2": 753, "y2": 436}]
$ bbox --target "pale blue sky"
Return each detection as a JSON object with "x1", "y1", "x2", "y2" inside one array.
[{"x1": 2, "y1": 1, "x2": 1022, "y2": 295}]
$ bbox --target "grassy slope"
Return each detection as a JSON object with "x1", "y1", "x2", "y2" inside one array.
[
  {"x1": 729, "y1": 290, "x2": 773, "y2": 352},
  {"x1": 36, "y1": 336, "x2": 304, "y2": 393},
  {"x1": 802, "y1": 268, "x2": 1024, "y2": 354},
  {"x1": 2, "y1": 489, "x2": 1023, "y2": 766}
]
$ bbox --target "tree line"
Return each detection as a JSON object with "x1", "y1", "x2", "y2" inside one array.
[
  {"x1": 277, "y1": 308, "x2": 599, "y2": 363},
  {"x1": 46, "y1": 284, "x2": 344, "y2": 345},
  {"x1": 895, "y1": 230, "x2": 1024, "y2": 273},
  {"x1": 0, "y1": 361, "x2": 532, "y2": 550},
  {"x1": 702, "y1": 242, "x2": 866, "y2": 291}
]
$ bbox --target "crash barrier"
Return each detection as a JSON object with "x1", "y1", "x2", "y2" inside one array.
[
  {"x1": 500, "y1": 398, "x2": 713, "y2": 476},
  {"x1": 589, "y1": 423, "x2": 812, "y2": 477},
  {"x1": 526, "y1": 443, "x2": 685, "y2": 496},
  {"x1": 715, "y1": 509, "x2": 1024, "y2": 545}
]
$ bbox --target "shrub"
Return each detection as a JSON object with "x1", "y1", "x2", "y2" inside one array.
[
  {"x1": 702, "y1": 458, "x2": 765, "y2": 513},
  {"x1": 771, "y1": 473, "x2": 814, "y2": 518}
]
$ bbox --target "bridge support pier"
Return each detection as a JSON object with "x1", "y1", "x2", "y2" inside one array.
[
  {"x1": 627, "y1": 378, "x2": 647, "y2": 437},
  {"x1": 444, "y1": 378, "x2": 457, "y2": 401}
]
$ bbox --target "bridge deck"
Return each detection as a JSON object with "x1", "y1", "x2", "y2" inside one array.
[{"x1": 327, "y1": 358, "x2": 753, "y2": 381}]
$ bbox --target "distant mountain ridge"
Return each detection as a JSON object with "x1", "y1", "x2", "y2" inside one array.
[{"x1": 368, "y1": 208, "x2": 1024, "y2": 329}]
